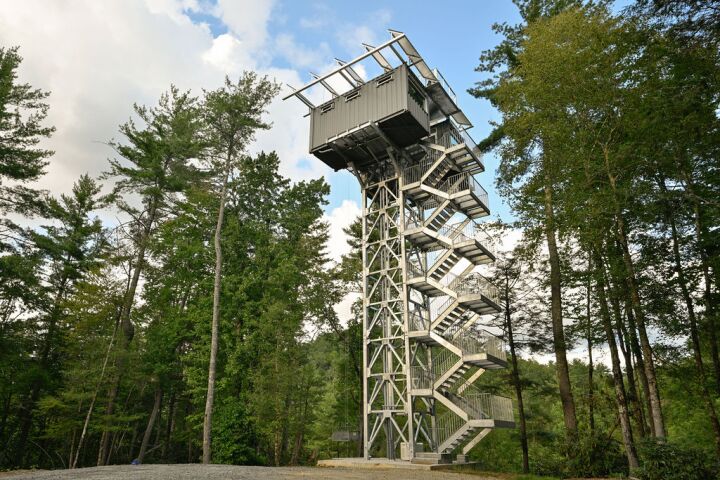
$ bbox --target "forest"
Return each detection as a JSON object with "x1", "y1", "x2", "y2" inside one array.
[{"x1": 0, "y1": 1, "x2": 719, "y2": 479}]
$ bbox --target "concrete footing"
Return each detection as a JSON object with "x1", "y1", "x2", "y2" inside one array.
[{"x1": 317, "y1": 458, "x2": 478, "y2": 471}]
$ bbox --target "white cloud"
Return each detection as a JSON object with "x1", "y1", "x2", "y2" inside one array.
[
  {"x1": 214, "y1": 0, "x2": 275, "y2": 49},
  {"x1": 274, "y1": 33, "x2": 330, "y2": 70},
  {"x1": 323, "y1": 199, "x2": 361, "y2": 263},
  {"x1": 203, "y1": 33, "x2": 257, "y2": 74}
]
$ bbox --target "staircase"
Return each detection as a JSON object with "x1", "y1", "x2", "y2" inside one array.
[{"x1": 402, "y1": 119, "x2": 513, "y2": 461}]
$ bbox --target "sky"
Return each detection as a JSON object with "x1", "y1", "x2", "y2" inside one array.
[
  {"x1": 0, "y1": 0, "x2": 631, "y2": 368},
  {"x1": 0, "y1": 0, "x2": 523, "y2": 262}
]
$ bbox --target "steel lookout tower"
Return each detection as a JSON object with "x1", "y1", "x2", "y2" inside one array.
[{"x1": 284, "y1": 29, "x2": 514, "y2": 465}]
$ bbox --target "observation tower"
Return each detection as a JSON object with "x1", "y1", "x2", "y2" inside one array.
[{"x1": 285, "y1": 30, "x2": 514, "y2": 465}]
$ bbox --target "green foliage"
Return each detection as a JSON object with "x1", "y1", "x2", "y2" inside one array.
[
  {"x1": 0, "y1": 46, "x2": 54, "y2": 217},
  {"x1": 635, "y1": 440, "x2": 720, "y2": 480}
]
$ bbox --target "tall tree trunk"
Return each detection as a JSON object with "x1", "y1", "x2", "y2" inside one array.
[
  {"x1": 610, "y1": 293, "x2": 646, "y2": 438},
  {"x1": 594, "y1": 249, "x2": 639, "y2": 469},
  {"x1": 138, "y1": 387, "x2": 162, "y2": 463},
  {"x1": 16, "y1": 279, "x2": 69, "y2": 466},
  {"x1": 203, "y1": 170, "x2": 229, "y2": 464},
  {"x1": 681, "y1": 170, "x2": 720, "y2": 395},
  {"x1": 603, "y1": 147, "x2": 666, "y2": 440},
  {"x1": 586, "y1": 257, "x2": 595, "y2": 434},
  {"x1": 542, "y1": 172, "x2": 578, "y2": 437},
  {"x1": 73, "y1": 320, "x2": 120, "y2": 469},
  {"x1": 162, "y1": 391, "x2": 175, "y2": 461},
  {"x1": 290, "y1": 380, "x2": 311, "y2": 466},
  {"x1": 661, "y1": 179, "x2": 720, "y2": 456},
  {"x1": 604, "y1": 254, "x2": 646, "y2": 438},
  {"x1": 99, "y1": 200, "x2": 159, "y2": 465},
  {"x1": 624, "y1": 296, "x2": 655, "y2": 437},
  {"x1": 505, "y1": 279, "x2": 529, "y2": 474}
]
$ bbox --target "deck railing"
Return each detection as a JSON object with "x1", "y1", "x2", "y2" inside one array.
[
  {"x1": 402, "y1": 157, "x2": 433, "y2": 186},
  {"x1": 407, "y1": 261, "x2": 425, "y2": 279},
  {"x1": 450, "y1": 273, "x2": 500, "y2": 305},
  {"x1": 443, "y1": 324, "x2": 506, "y2": 361},
  {"x1": 433, "y1": 410, "x2": 464, "y2": 448},
  {"x1": 439, "y1": 172, "x2": 489, "y2": 205},
  {"x1": 438, "y1": 222, "x2": 495, "y2": 258},
  {"x1": 410, "y1": 366, "x2": 434, "y2": 390},
  {"x1": 450, "y1": 393, "x2": 514, "y2": 422}
]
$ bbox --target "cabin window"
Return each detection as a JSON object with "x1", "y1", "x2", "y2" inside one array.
[
  {"x1": 320, "y1": 102, "x2": 335, "y2": 114},
  {"x1": 376, "y1": 72, "x2": 394, "y2": 87},
  {"x1": 344, "y1": 90, "x2": 361, "y2": 102}
]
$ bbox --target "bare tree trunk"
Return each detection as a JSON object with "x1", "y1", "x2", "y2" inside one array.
[
  {"x1": 594, "y1": 250, "x2": 639, "y2": 469},
  {"x1": 99, "y1": 200, "x2": 158, "y2": 465},
  {"x1": 680, "y1": 169, "x2": 720, "y2": 395},
  {"x1": 661, "y1": 180, "x2": 720, "y2": 457},
  {"x1": 138, "y1": 387, "x2": 162, "y2": 463},
  {"x1": 505, "y1": 280, "x2": 529, "y2": 473},
  {"x1": 542, "y1": 173, "x2": 578, "y2": 438},
  {"x1": 611, "y1": 295, "x2": 646, "y2": 438},
  {"x1": 73, "y1": 321, "x2": 119, "y2": 469},
  {"x1": 603, "y1": 147, "x2": 666, "y2": 440},
  {"x1": 585, "y1": 256, "x2": 595, "y2": 434},
  {"x1": 203, "y1": 171, "x2": 229, "y2": 464}
]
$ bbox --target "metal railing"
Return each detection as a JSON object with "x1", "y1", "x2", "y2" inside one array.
[
  {"x1": 443, "y1": 324, "x2": 506, "y2": 361},
  {"x1": 402, "y1": 151, "x2": 442, "y2": 185},
  {"x1": 439, "y1": 172, "x2": 488, "y2": 202},
  {"x1": 433, "y1": 410, "x2": 464, "y2": 449},
  {"x1": 410, "y1": 366, "x2": 434, "y2": 390},
  {"x1": 402, "y1": 157, "x2": 433, "y2": 186},
  {"x1": 432, "y1": 348, "x2": 457, "y2": 377},
  {"x1": 408, "y1": 261, "x2": 425, "y2": 279},
  {"x1": 450, "y1": 393, "x2": 514, "y2": 423},
  {"x1": 438, "y1": 222, "x2": 496, "y2": 258},
  {"x1": 409, "y1": 311, "x2": 430, "y2": 331},
  {"x1": 431, "y1": 295, "x2": 455, "y2": 322},
  {"x1": 449, "y1": 117, "x2": 483, "y2": 163},
  {"x1": 449, "y1": 273, "x2": 500, "y2": 305}
]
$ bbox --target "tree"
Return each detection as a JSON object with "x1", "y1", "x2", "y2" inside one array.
[
  {"x1": 98, "y1": 86, "x2": 205, "y2": 464},
  {"x1": 0, "y1": 46, "x2": 54, "y2": 221},
  {"x1": 14, "y1": 175, "x2": 106, "y2": 465},
  {"x1": 200, "y1": 73, "x2": 279, "y2": 464},
  {"x1": 469, "y1": 0, "x2": 592, "y2": 441}
]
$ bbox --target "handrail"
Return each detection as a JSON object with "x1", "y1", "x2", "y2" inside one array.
[
  {"x1": 407, "y1": 261, "x2": 425, "y2": 279},
  {"x1": 431, "y1": 296, "x2": 455, "y2": 321},
  {"x1": 434, "y1": 411, "x2": 464, "y2": 448},
  {"x1": 438, "y1": 221, "x2": 496, "y2": 258},
  {"x1": 448, "y1": 393, "x2": 514, "y2": 423},
  {"x1": 410, "y1": 366, "x2": 434, "y2": 390},
  {"x1": 432, "y1": 348, "x2": 456, "y2": 377},
  {"x1": 443, "y1": 324, "x2": 506, "y2": 361},
  {"x1": 448, "y1": 116, "x2": 483, "y2": 164},
  {"x1": 451, "y1": 273, "x2": 500, "y2": 305},
  {"x1": 402, "y1": 157, "x2": 433, "y2": 185}
]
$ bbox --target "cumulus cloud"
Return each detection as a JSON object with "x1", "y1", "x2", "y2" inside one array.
[
  {"x1": 323, "y1": 199, "x2": 361, "y2": 263},
  {"x1": 0, "y1": 0, "x2": 388, "y2": 324}
]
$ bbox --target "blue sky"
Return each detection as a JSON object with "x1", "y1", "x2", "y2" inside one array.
[
  {"x1": 191, "y1": 0, "x2": 524, "y2": 221},
  {"x1": 281, "y1": 1, "x2": 521, "y2": 220},
  {"x1": 1, "y1": 0, "x2": 624, "y2": 258}
]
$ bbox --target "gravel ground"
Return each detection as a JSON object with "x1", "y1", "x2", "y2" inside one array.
[{"x1": 1, "y1": 464, "x2": 498, "y2": 480}]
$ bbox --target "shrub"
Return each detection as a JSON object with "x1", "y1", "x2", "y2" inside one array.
[{"x1": 634, "y1": 440, "x2": 719, "y2": 480}]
